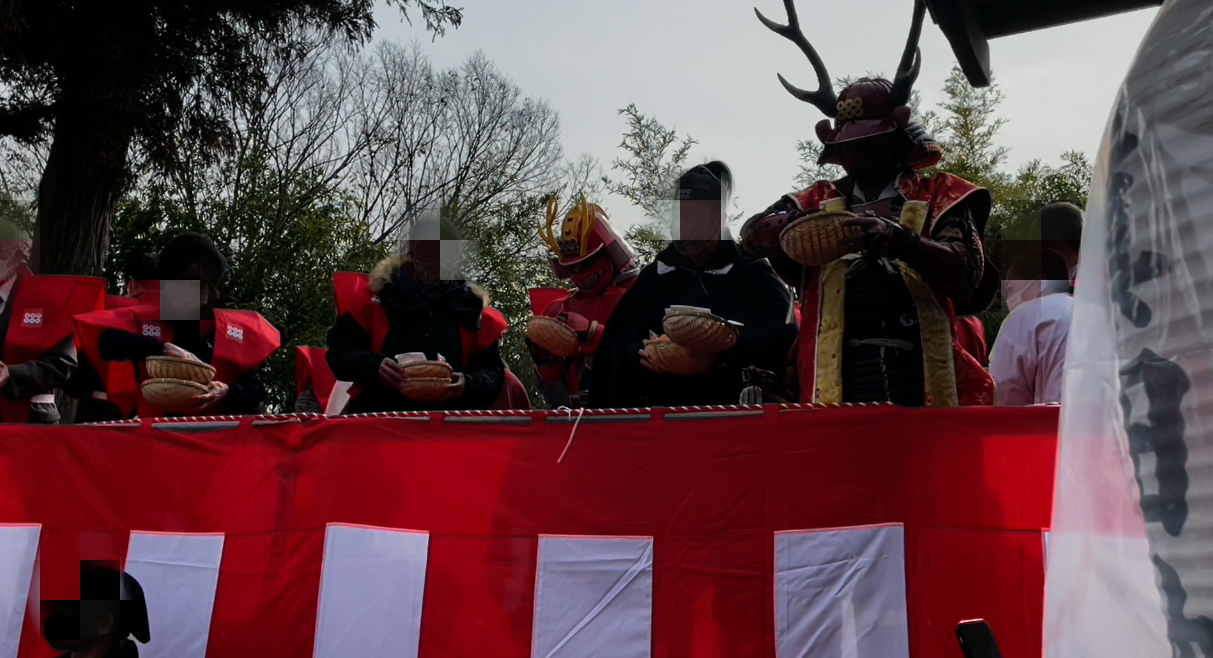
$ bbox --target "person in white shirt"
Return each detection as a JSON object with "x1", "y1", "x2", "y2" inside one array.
[
  {"x1": 1035, "y1": 201, "x2": 1085, "y2": 287},
  {"x1": 990, "y1": 249, "x2": 1074, "y2": 406}
]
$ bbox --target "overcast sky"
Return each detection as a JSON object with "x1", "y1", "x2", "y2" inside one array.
[{"x1": 372, "y1": 0, "x2": 1158, "y2": 231}]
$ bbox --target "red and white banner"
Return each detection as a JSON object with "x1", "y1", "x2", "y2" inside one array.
[{"x1": 0, "y1": 406, "x2": 1057, "y2": 657}]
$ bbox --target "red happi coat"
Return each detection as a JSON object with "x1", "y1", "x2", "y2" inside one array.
[
  {"x1": 331, "y1": 272, "x2": 517, "y2": 408},
  {"x1": 787, "y1": 172, "x2": 994, "y2": 407},
  {"x1": 295, "y1": 346, "x2": 338, "y2": 411},
  {"x1": 74, "y1": 305, "x2": 280, "y2": 417},
  {"x1": 0, "y1": 273, "x2": 107, "y2": 422},
  {"x1": 528, "y1": 282, "x2": 633, "y2": 405}
]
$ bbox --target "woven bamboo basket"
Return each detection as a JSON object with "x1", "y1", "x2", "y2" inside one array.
[
  {"x1": 644, "y1": 337, "x2": 713, "y2": 376},
  {"x1": 397, "y1": 359, "x2": 453, "y2": 402},
  {"x1": 663, "y1": 310, "x2": 738, "y2": 353},
  {"x1": 399, "y1": 359, "x2": 453, "y2": 380},
  {"x1": 145, "y1": 356, "x2": 215, "y2": 385},
  {"x1": 400, "y1": 378, "x2": 454, "y2": 403},
  {"x1": 141, "y1": 378, "x2": 210, "y2": 413},
  {"x1": 526, "y1": 316, "x2": 579, "y2": 358},
  {"x1": 778, "y1": 210, "x2": 862, "y2": 266}
]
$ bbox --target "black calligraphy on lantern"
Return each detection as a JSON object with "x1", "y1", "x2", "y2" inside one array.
[{"x1": 1106, "y1": 103, "x2": 1209, "y2": 656}]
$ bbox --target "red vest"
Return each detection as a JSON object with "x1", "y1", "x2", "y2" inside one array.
[
  {"x1": 1, "y1": 274, "x2": 107, "y2": 422},
  {"x1": 74, "y1": 305, "x2": 280, "y2": 417},
  {"x1": 104, "y1": 290, "x2": 161, "y2": 311},
  {"x1": 332, "y1": 272, "x2": 508, "y2": 404},
  {"x1": 295, "y1": 346, "x2": 337, "y2": 411},
  {"x1": 494, "y1": 369, "x2": 531, "y2": 410}
]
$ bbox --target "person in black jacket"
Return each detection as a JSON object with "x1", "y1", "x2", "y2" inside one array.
[
  {"x1": 43, "y1": 565, "x2": 149, "y2": 658},
  {"x1": 589, "y1": 162, "x2": 798, "y2": 408},
  {"x1": 95, "y1": 233, "x2": 267, "y2": 414},
  {"x1": 326, "y1": 215, "x2": 506, "y2": 413}
]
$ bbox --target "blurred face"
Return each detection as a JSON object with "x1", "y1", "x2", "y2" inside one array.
[
  {"x1": 840, "y1": 135, "x2": 896, "y2": 177},
  {"x1": 0, "y1": 241, "x2": 26, "y2": 280},
  {"x1": 160, "y1": 263, "x2": 220, "y2": 318},
  {"x1": 43, "y1": 601, "x2": 115, "y2": 652},
  {"x1": 1001, "y1": 278, "x2": 1043, "y2": 313},
  {"x1": 408, "y1": 240, "x2": 442, "y2": 281},
  {"x1": 675, "y1": 200, "x2": 723, "y2": 259}
]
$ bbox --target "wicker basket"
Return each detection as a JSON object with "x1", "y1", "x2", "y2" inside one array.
[
  {"x1": 663, "y1": 309, "x2": 738, "y2": 353},
  {"x1": 145, "y1": 356, "x2": 215, "y2": 385},
  {"x1": 399, "y1": 360, "x2": 453, "y2": 380},
  {"x1": 526, "y1": 316, "x2": 579, "y2": 358},
  {"x1": 396, "y1": 359, "x2": 453, "y2": 403},
  {"x1": 778, "y1": 210, "x2": 862, "y2": 266},
  {"x1": 644, "y1": 337, "x2": 714, "y2": 376},
  {"x1": 400, "y1": 378, "x2": 455, "y2": 403},
  {"x1": 141, "y1": 378, "x2": 210, "y2": 413}
]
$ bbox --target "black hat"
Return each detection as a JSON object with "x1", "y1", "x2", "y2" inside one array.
[{"x1": 157, "y1": 233, "x2": 226, "y2": 281}]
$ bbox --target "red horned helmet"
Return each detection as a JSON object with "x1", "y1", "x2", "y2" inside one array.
[{"x1": 540, "y1": 193, "x2": 637, "y2": 297}]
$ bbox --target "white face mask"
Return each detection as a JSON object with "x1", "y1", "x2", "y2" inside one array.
[{"x1": 1002, "y1": 279, "x2": 1044, "y2": 313}]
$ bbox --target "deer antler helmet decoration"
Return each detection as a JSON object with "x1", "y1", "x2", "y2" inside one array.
[{"x1": 755, "y1": 0, "x2": 942, "y2": 170}]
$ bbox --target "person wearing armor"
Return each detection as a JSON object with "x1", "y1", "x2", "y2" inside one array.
[
  {"x1": 527, "y1": 194, "x2": 639, "y2": 408},
  {"x1": 590, "y1": 162, "x2": 798, "y2": 408},
  {"x1": 741, "y1": 0, "x2": 996, "y2": 407}
]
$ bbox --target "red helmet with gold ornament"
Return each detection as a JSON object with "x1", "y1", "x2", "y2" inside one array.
[{"x1": 539, "y1": 193, "x2": 637, "y2": 297}]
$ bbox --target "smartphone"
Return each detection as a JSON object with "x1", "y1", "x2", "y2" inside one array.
[{"x1": 956, "y1": 619, "x2": 1003, "y2": 658}]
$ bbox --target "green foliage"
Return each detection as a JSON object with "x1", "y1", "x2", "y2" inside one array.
[
  {"x1": 108, "y1": 157, "x2": 388, "y2": 412},
  {"x1": 456, "y1": 195, "x2": 564, "y2": 407},
  {"x1": 604, "y1": 104, "x2": 698, "y2": 223},
  {"x1": 623, "y1": 224, "x2": 668, "y2": 267},
  {"x1": 0, "y1": 196, "x2": 35, "y2": 237}
]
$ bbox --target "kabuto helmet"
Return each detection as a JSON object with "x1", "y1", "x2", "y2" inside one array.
[
  {"x1": 757, "y1": 0, "x2": 943, "y2": 170},
  {"x1": 539, "y1": 193, "x2": 637, "y2": 297}
]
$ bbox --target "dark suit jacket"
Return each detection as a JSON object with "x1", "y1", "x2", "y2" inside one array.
[{"x1": 0, "y1": 278, "x2": 79, "y2": 423}]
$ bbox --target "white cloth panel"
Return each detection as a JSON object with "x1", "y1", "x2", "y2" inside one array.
[
  {"x1": 125, "y1": 531, "x2": 226, "y2": 658},
  {"x1": 775, "y1": 523, "x2": 909, "y2": 658},
  {"x1": 313, "y1": 523, "x2": 430, "y2": 658},
  {"x1": 531, "y1": 535, "x2": 654, "y2": 658},
  {"x1": 0, "y1": 525, "x2": 39, "y2": 658}
]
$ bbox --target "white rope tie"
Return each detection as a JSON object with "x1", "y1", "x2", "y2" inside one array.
[{"x1": 556, "y1": 406, "x2": 585, "y2": 465}]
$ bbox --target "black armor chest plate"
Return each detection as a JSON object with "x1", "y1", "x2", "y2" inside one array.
[{"x1": 837, "y1": 193, "x2": 926, "y2": 406}]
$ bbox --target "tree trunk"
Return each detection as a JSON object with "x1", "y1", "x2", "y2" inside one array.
[{"x1": 36, "y1": 94, "x2": 133, "y2": 276}]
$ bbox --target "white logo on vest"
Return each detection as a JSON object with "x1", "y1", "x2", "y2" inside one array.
[{"x1": 21, "y1": 310, "x2": 43, "y2": 328}]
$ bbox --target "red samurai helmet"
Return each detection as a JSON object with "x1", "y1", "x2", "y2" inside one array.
[
  {"x1": 756, "y1": 0, "x2": 942, "y2": 172},
  {"x1": 539, "y1": 193, "x2": 637, "y2": 297}
]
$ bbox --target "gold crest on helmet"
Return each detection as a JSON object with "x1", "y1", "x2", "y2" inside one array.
[{"x1": 540, "y1": 192, "x2": 602, "y2": 262}]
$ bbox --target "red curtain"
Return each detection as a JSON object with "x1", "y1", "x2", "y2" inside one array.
[{"x1": 0, "y1": 406, "x2": 1058, "y2": 657}]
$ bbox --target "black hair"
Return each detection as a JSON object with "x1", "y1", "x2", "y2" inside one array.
[
  {"x1": 676, "y1": 161, "x2": 734, "y2": 201},
  {"x1": 157, "y1": 232, "x2": 226, "y2": 281},
  {"x1": 1008, "y1": 248, "x2": 1070, "y2": 281},
  {"x1": 125, "y1": 253, "x2": 160, "y2": 281},
  {"x1": 1038, "y1": 202, "x2": 1084, "y2": 252}
]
